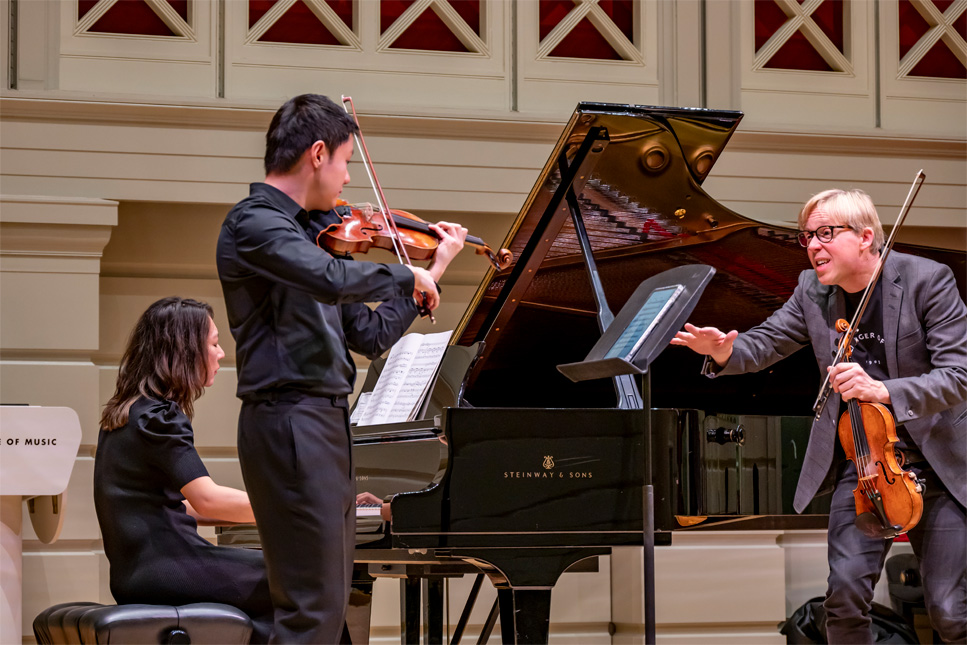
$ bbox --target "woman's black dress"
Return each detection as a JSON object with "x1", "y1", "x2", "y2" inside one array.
[{"x1": 94, "y1": 397, "x2": 272, "y2": 643}]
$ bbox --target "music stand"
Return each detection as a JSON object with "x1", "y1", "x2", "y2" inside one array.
[{"x1": 557, "y1": 264, "x2": 715, "y2": 645}]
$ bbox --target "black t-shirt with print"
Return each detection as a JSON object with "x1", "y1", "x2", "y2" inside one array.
[{"x1": 841, "y1": 281, "x2": 913, "y2": 449}]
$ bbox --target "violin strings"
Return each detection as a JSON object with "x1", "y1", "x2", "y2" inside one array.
[
  {"x1": 850, "y1": 403, "x2": 877, "y2": 499},
  {"x1": 388, "y1": 211, "x2": 487, "y2": 248}
]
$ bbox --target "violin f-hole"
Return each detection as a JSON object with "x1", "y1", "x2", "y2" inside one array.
[{"x1": 876, "y1": 461, "x2": 896, "y2": 485}]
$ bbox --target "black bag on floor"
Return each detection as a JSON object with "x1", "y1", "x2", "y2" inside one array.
[{"x1": 780, "y1": 596, "x2": 919, "y2": 644}]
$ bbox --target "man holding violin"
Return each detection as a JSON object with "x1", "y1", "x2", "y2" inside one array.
[
  {"x1": 216, "y1": 93, "x2": 466, "y2": 643},
  {"x1": 672, "y1": 188, "x2": 966, "y2": 643}
]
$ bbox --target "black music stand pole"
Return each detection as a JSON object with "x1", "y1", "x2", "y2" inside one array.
[
  {"x1": 556, "y1": 264, "x2": 716, "y2": 645},
  {"x1": 642, "y1": 369, "x2": 655, "y2": 645}
]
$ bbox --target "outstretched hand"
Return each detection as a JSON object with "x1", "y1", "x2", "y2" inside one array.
[{"x1": 670, "y1": 323, "x2": 738, "y2": 367}]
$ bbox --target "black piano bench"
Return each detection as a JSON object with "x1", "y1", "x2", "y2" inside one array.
[{"x1": 32, "y1": 601, "x2": 253, "y2": 644}]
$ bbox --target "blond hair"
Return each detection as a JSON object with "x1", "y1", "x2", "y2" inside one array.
[{"x1": 798, "y1": 189, "x2": 884, "y2": 253}]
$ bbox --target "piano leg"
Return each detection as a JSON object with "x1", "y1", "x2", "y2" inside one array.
[
  {"x1": 497, "y1": 589, "x2": 551, "y2": 645},
  {"x1": 460, "y1": 548, "x2": 608, "y2": 645},
  {"x1": 400, "y1": 575, "x2": 446, "y2": 644},
  {"x1": 401, "y1": 577, "x2": 421, "y2": 644},
  {"x1": 423, "y1": 578, "x2": 444, "y2": 644}
]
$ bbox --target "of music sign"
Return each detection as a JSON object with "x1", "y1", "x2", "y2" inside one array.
[{"x1": 0, "y1": 406, "x2": 81, "y2": 496}]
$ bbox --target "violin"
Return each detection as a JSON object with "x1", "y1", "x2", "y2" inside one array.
[
  {"x1": 817, "y1": 170, "x2": 927, "y2": 539},
  {"x1": 330, "y1": 96, "x2": 513, "y2": 323},
  {"x1": 834, "y1": 319, "x2": 923, "y2": 539},
  {"x1": 318, "y1": 200, "x2": 513, "y2": 271}
]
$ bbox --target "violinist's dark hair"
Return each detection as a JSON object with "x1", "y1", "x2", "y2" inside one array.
[
  {"x1": 264, "y1": 94, "x2": 359, "y2": 175},
  {"x1": 100, "y1": 297, "x2": 214, "y2": 430}
]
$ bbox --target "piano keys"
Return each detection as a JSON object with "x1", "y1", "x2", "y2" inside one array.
[{"x1": 355, "y1": 504, "x2": 384, "y2": 518}]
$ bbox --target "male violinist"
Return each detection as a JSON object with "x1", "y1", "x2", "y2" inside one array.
[
  {"x1": 671, "y1": 188, "x2": 966, "y2": 642},
  {"x1": 216, "y1": 94, "x2": 466, "y2": 643}
]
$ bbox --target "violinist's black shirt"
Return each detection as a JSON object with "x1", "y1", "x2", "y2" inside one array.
[
  {"x1": 216, "y1": 183, "x2": 418, "y2": 399},
  {"x1": 841, "y1": 281, "x2": 914, "y2": 449},
  {"x1": 843, "y1": 281, "x2": 888, "y2": 383}
]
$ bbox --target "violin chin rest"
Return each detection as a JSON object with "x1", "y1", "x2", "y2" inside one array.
[{"x1": 854, "y1": 512, "x2": 902, "y2": 540}]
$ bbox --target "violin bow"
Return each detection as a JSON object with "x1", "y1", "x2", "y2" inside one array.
[
  {"x1": 341, "y1": 96, "x2": 435, "y2": 323},
  {"x1": 812, "y1": 170, "x2": 926, "y2": 420},
  {"x1": 341, "y1": 96, "x2": 410, "y2": 265}
]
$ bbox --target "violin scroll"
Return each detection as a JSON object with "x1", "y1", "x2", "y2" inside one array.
[
  {"x1": 835, "y1": 318, "x2": 854, "y2": 361},
  {"x1": 486, "y1": 247, "x2": 514, "y2": 271}
]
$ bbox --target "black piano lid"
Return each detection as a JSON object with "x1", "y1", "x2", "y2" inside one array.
[{"x1": 450, "y1": 102, "x2": 966, "y2": 415}]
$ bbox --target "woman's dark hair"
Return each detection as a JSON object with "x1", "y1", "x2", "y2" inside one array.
[
  {"x1": 264, "y1": 94, "x2": 359, "y2": 175},
  {"x1": 100, "y1": 297, "x2": 214, "y2": 430}
]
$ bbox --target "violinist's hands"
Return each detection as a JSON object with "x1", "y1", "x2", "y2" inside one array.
[
  {"x1": 427, "y1": 221, "x2": 468, "y2": 281},
  {"x1": 827, "y1": 363, "x2": 891, "y2": 404},
  {"x1": 408, "y1": 266, "x2": 440, "y2": 311},
  {"x1": 670, "y1": 323, "x2": 738, "y2": 367},
  {"x1": 356, "y1": 492, "x2": 391, "y2": 523}
]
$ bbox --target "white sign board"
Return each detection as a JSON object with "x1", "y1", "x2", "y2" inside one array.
[{"x1": 0, "y1": 406, "x2": 81, "y2": 496}]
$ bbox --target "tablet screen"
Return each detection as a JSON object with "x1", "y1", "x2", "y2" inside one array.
[{"x1": 603, "y1": 285, "x2": 684, "y2": 360}]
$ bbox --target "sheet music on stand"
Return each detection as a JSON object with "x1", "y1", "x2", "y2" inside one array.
[{"x1": 352, "y1": 330, "x2": 452, "y2": 426}]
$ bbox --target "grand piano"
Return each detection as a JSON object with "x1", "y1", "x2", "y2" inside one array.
[{"x1": 222, "y1": 103, "x2": 967, "y2": 644}]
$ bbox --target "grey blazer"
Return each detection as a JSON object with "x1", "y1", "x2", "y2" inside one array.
[{"x1": 708, "y1": 251, "x2": 966, "y2": 512}]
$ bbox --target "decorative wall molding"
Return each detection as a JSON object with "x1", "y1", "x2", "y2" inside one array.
[
  {"x1": 738, "y1": 0, "x2": 877, "y2": 128},
  {"x1": 752, "y1": 0, "x2": 851, "y2": 74},
  {"x1": 2, "y1": 93, "x2": 964, "y2": 158},
  {"x1": 224, "y1": 0, "x2": 508, "y2": 110},
  {"x1": 879, "y1": 0, "x2": 967, "y2": 134},
  {"x1": 56, "y1": 0, "x2": 215, "y2": 96},
  {"x1": 0, "y1": 196, "x2": 117, "y2": 263},
  {"x1": 0, "y1": 196, "x2": 117, "y2": 353}
]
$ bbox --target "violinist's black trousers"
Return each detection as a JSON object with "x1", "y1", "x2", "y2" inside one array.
[
  {"x1": 237, "y1": 394, "x2": 354, "y2": 645},
  {"x1": 823, "y1": 461, "x2": 966, "y2": 643}
]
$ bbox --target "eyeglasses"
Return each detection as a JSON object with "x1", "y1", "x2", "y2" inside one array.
[{"x1": 797, "y1": 225, "x2": 851, "y2": 248}]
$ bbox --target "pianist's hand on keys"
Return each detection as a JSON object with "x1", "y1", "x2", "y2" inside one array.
[{"x1": 356, "y1": 491, "x2": 392, "y2": 522}]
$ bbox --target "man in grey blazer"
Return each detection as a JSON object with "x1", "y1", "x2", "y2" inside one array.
[{"x1": 673, "y1": 188, "x2": 966, "y2": 642}]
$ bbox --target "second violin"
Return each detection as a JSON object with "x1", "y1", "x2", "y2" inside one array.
[{"x1": 835, "y1": 317, "x2": 924, "y2": 539}]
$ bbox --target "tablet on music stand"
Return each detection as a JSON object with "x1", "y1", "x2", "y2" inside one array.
[{"x1": 557, "y1": 264, "x2": 716, "y2": 382}]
